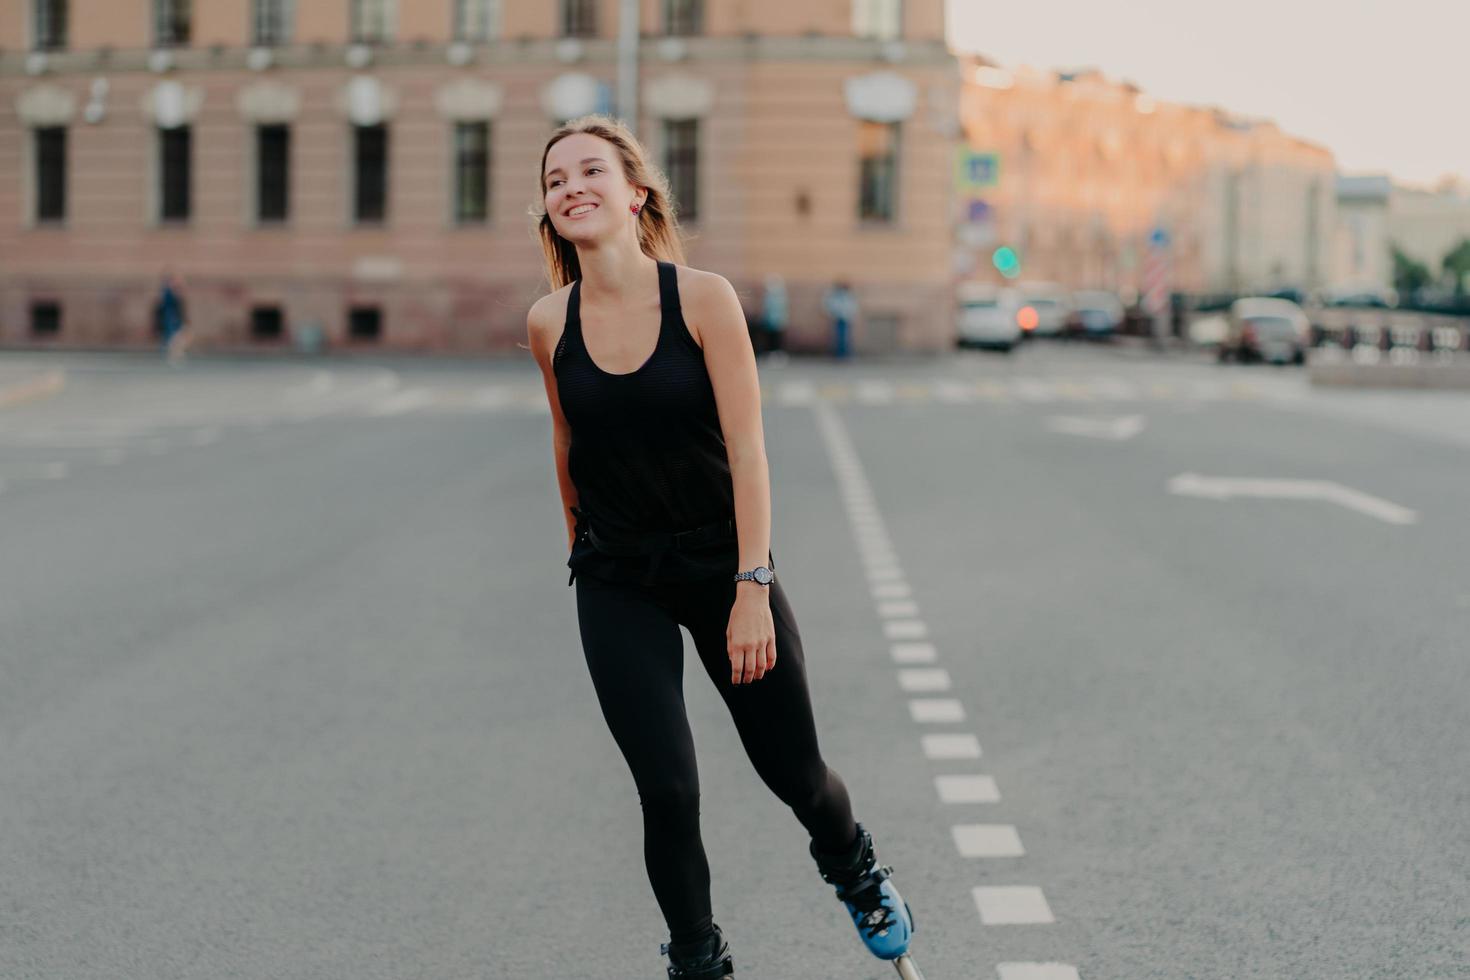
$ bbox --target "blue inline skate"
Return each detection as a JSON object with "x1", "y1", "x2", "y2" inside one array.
[
  {"x1": 658, "y1": 922, "x2": 734, "y2": 980},
  {"x1": 811, "y1": 823, "x2": 927, "y2": 979}
]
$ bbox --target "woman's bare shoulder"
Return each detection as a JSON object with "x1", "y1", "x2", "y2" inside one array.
[{"x1": 527, "y1": 282, "x2": 576, "y2": 362}]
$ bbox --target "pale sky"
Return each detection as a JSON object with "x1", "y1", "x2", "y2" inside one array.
[{"x1": 945, "y1": 0, "x2": 1468, "y2": 188}]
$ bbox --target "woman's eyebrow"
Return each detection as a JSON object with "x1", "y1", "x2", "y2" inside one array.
[{"x1": 545, "y1": 157, "x2": 608, "y2": 178}]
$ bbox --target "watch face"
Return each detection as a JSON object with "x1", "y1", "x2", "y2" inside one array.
[{"x1": 754, "y1": 566, "x2": 774, "y2": 585}]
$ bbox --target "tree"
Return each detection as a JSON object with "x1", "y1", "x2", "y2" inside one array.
[
  {"x1": 1391, "y1": 245, "x2": 1431, "y2": 297},
  {"x1": 1442, "y1": 238, "x2": 1470, "y2": 296}
]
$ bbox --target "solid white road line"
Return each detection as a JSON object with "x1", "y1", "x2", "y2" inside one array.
[
  {"x1": 897, "y1": 668, "x2": 952, "y2": 693},
  {"x1": 973, "y1": 886, "x2": 1055, "y2": 924},
  {"x1": 909, "y1": 698, "x2": 965, "y2": 723},
  {"x1": 997, "y1": 964, "x2": 1081, "y2": 980},
  {"x1": 952, "y1": 824, "x2": 1025, "y2": 857},
  {"x1": 891, "y1": 642, "x2": 938, "y2": 664},
  {"x1": 922, "y1": 734, "x2": 982, "y2": 759},
  {"x1": 935, "y1": 774, "x2": 1000, "y2": 803}
]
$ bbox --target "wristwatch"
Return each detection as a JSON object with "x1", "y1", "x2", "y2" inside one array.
[{"x1": 734, "y1": 566, "x2": 774, "y2": 586}]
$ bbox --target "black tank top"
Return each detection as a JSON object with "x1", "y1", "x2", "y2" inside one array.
[{"x1": 554, "y1": 260, "x2": 763, "y2": 586}]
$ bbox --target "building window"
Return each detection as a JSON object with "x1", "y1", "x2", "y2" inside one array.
[
  {"x1": 252, "y1": 0, "x2": 292, "y2": 46},
  {"x1": 251, "y1": 306, "x2": 284, "y2": 341},
  {"x1": 852, "y1": 0, "x2": 901, "y2": 41},
  {"x1": 159, "y1": 126, "x2": 191, "y2": 222},
  {"x1": 34, "y1": 127, "x2": 66, "y2": 223},
  {"x1": 454, "y1": 122, "x2": 490, "y2": 224},
  {"x1": 350, "y1": 0, "x2": 394, "y2": 43},
  {"x1": 663, "y1": 119, "x2": 699, "y2": 224},
  {"x1": 454, "y1": 0, "x2": 498, "y2": 41},
  {"x1": 32, "y1": 0, "x2": 67, "y2": 50},
  {"x1": 349, "y1": 306, "x2": 382, "y2": 341},
  {"x1": 560, "y1": 0, "x2": 596, "y2": 37},
  {"x1": 664, "y1": 0, "x2": 702, "y2": 36},
  {"x1": 257, "y1": 124, "x2": 290, "y2": 223},
  {"x1": 31, "y1": 301, "x2": 62, "y2": 337},
  {"x1": 154, "y1": 0, "x2": 192, "y2": 47},
  {"x1": 354, "y1": 124, "x2": 388, "y2": 223},
  {"x1": 857, "y1": 120, "x2": 899, "y2": 223}
]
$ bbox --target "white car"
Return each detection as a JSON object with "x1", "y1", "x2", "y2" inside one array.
[
  {"x1": 956, "y1": 283, "x2": 1023, "y2": 351},
  {"x1": 1014, "y1": 282, "x2": 1072, "y2": 337},
  {"x1": 1219, "y1": 297, "x2": 1311, "y2": 365}
]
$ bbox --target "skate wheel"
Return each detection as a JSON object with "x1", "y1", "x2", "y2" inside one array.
[{"x1": 894, "y1": 953, "x2": 927, "y2": 980}]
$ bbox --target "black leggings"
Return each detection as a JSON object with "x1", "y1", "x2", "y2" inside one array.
[{"x1": 574, "y1": 570, "x2": 859, "y2": 945}]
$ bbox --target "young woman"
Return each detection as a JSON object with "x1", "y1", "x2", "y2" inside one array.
[{"x1": 526, "y1": 116, "x2": 916, "y2": 979}]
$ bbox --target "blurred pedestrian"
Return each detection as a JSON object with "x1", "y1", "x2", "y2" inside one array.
[
  {"x1": 526, "y1": 115, "x2": 916, "y2": 978},
  {"x1": 157, "y1": 273, "x2": 190, "y2": 365},
  {"x1": 760, "y1": 273, "x2": 789, "y2": 363},
  {"x1": 822, "y1": 279, "x2": 858, "y2": 360}
]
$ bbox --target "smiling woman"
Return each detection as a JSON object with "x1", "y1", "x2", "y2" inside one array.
[{"x1": 521, "y1": 115, "x2": 919, "y2": 978}]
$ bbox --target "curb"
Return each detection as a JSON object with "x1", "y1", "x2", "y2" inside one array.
[{"x1": 0, "y1": 369, "x2": 67, "y2": 408}]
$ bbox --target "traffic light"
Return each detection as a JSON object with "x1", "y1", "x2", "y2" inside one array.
[{"x1": 992, "y1": 246, "x2": 1021, "y2": 279}]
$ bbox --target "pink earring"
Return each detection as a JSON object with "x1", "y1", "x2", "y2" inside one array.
[{"x1": 630, "y1": 202, "x2": 642, "y2": 214}]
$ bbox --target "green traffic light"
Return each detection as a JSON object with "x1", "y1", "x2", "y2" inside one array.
[{"x1": 992, "y1": 246, "x2": 1020, "y2": 278}]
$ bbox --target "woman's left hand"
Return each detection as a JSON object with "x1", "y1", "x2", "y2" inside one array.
[{"x1": 727, "y1": 587, "x2": 777, "y2": 685}]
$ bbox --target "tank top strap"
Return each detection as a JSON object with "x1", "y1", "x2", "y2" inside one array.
[
  {"x1": 657, "y1": 260, "x2": 681, "y2": 318},
  {"x1": 554, "y1": 278, "x2": 584, "y2": 370}
]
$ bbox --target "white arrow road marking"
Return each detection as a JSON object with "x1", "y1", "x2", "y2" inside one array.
[
  {"x1": 1168, "y1": 473, "x2": 1418, "y2": 525},
  {"x1": 1046, "y1": 414, "x2": 1145, "y2": 440}
]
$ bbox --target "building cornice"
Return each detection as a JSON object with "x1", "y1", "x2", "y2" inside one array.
[{"x1": 0, "y1": 36, "x2": 955, "y2": 78}]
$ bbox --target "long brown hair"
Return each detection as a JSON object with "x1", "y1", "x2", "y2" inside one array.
[{"x1": 531, "y1": 115, "x2": 687, "y2": 290}]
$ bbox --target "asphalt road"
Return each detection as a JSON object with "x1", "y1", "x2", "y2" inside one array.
[{"x1": 0, "y1": 345, "x2": 1465, "y2": 979}]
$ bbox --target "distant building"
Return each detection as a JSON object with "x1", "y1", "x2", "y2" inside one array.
[
  {"x1": 955, "y1": 58, "x2": 1336, "y2": 298},
  {"x1": 1, "y1": 0, "x2": 959, "y2": 353},
  {"x1": 1331, "y1": 176, "x2": 1470, "y2": 293}
]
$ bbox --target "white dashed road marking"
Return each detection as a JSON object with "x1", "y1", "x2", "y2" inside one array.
[
  {"x1": 909, "y1": 698, "x2": 965, "y2": 723},
  {"x1": 997, "y1": 964, "x2": 1081, "y2": 980},
  {"x1": 953, "y1": 824, "x2": 1026, "y2": 857},
  {"x1": 890, "y1": 642, "x2": 938, "y2": 664},
  {"x1": 936, "y1": 774, "x2": 1000, "y2": 803},
  {"x1": 922, "y1": 733, "x2": 982, "y2": 760},
  {"x1": 897, "y1": 668, "x2": 952, "y2": 693},
  {"x1": 973, "y1": 886, "x2": 1055, "y2": 924}
]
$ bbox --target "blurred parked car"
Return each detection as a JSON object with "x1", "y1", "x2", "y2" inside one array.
[
  {"x1": 1218, "y1": 297, "x2": 1311, "y2": 364},
  {"x1": 1065, "y1": 290, "x2": 1125, "y2": 340},
  {"x1": 956, "y1": 282, "x2": 1023, "y2": 352},
  {"x1": 1014, "y1": 282, "x2": 1072, "y2": 337}
]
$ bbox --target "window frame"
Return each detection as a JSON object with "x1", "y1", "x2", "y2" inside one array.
[
  {"x1": 663, "y1": 0, "x2": 703, "y2": 36},
  {"x1": 158, "y1": 125, "x2": 192, "y2": 223},
  {"x1": 353, "y1": 123, "x2": 389, "y2": 225},
  {"x1": 857, "y1": 120, "x2": 900, "y2": 225},
  {"x1": 33, "y1": 126, "x2": 67, "y2": 225},
  {"x1": 662, "y1": 118, "x2": 700, "y2": 225},
  {"x1": 452, "y1": 121, "x2": 491, "y2": 225},
  {"x1": 350, "y1": 0, "x2": 395, "y2": 45},
  {"x1": 559, "y1": 0, "x2": 597, "y2": 38},
  {"x1": 453, "y1": 0, "x2": 499, "y2": 41},
  {"x1": 153, "y1": 0, "x2": 192, "y2": 48},
  {"x1": 852, "y1": 0, "x2": 903, "y2": 41},
  {"x1": 251, "y1": 0, "x2": 292, "y2": 47},
  {"x1": 256, "y1": 123, "x2": 291, "y2": 224},
  {"x1": 32, "y1": 0, "x2": 68, "y2": 51}
]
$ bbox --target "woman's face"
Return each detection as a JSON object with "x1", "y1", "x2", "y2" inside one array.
[{"x1": 543, "y1": 133, "x2": 643, "y2": 244}]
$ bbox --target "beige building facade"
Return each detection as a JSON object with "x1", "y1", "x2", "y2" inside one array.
[
  {"x1": 956, "y1": 60, "x2": 1336, "y2": 298},
  {"x1": 1, "y1": 0, "x2": 959, "y2": 353}
]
